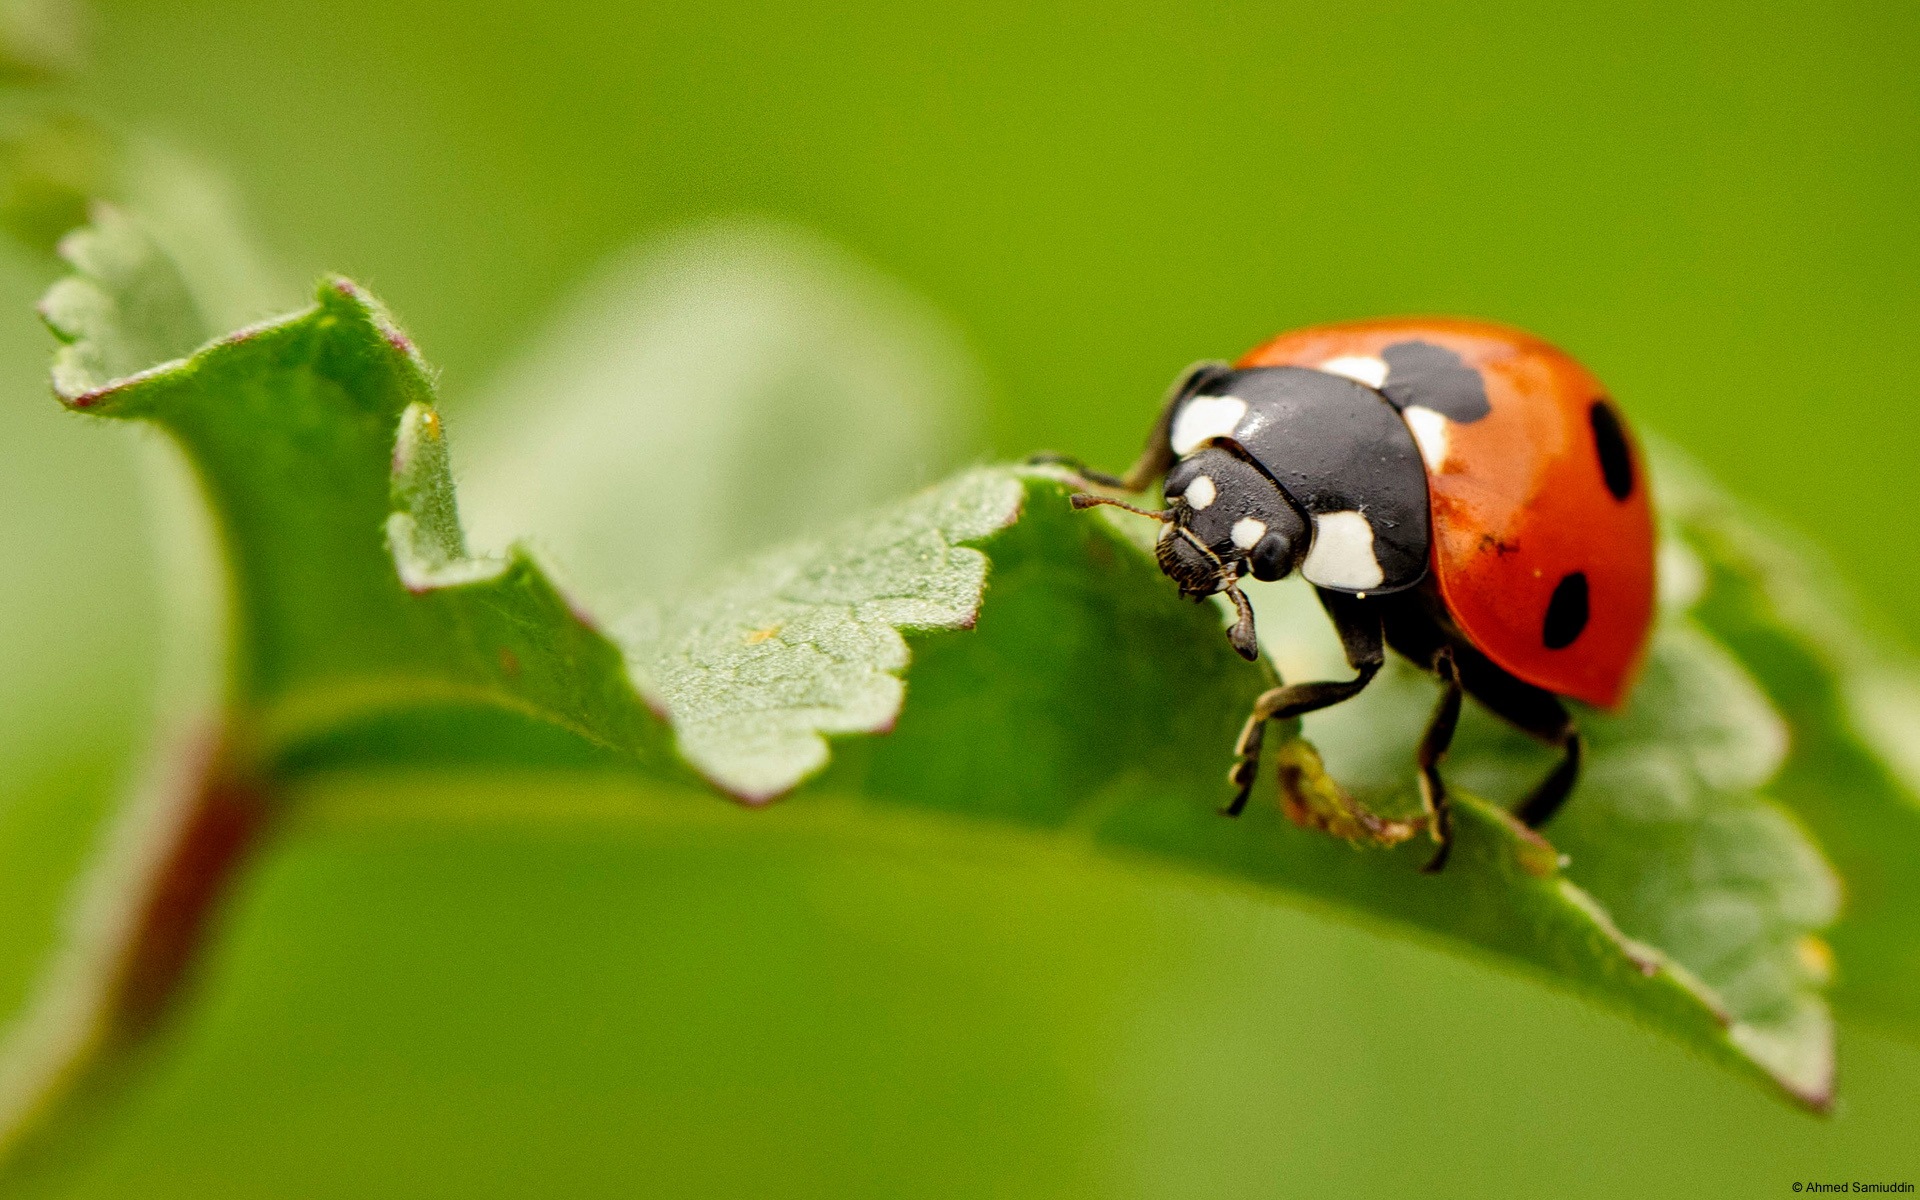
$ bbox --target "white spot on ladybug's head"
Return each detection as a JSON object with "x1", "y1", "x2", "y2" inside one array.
[
  {"x1": 1230, "y1": 516, "x2": 1267, "y2": 550},
  {"x1": 1402, "y1": 404, "x2": 1451, "y2": 471},
  {"x1": 1184, "y1": 475, "x2": 1217, "y2": 510},
  {"x1": 1300, "y1": 510, "x2": 1385, "y2": 591},
  {"x1": 1317, "y1": 355, "x2": 1389, "y2": 390},
  {"x1": 1170, "y1": 394, "x2": 1248, "y2": 456}
]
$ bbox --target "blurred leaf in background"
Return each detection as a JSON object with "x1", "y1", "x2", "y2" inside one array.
[{"x1": 457, "y1": 221, "x2": 985, "y2": 612}]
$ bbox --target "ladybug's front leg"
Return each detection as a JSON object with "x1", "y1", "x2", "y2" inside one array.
[{"x1": 1224, "y1": 591, "x2": 1383, "y2": 817}]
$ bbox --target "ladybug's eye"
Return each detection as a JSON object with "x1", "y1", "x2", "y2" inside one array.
[{"x1": 1249, "y1": 532, "x2": 1296, "y2": 582}]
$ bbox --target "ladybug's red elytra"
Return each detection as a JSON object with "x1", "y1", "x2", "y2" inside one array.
[{"x1": 1050, "y1": 318, "x2": 1655, "y2": 872}]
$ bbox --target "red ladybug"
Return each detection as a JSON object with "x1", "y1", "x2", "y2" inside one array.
[{"x1": 1058, "y1": 319, "x2": 1655, "y2": 871}]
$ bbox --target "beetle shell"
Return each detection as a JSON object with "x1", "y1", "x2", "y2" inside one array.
[{"x1": 1239, "y1": 318, "x2": 1655, "y2": 709}]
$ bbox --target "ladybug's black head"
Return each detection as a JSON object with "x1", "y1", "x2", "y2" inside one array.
[
  {"x1": 1071, "y1": 445, "x2": 1308, "y2": 662},
  {"x1": 1161, "y1": 448, "x2": 1308, "y2": 588}
]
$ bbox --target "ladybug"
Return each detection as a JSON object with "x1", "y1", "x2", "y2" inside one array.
[{"x1": 1053, "y1": 318, "x2": 1655, "y2": 871}]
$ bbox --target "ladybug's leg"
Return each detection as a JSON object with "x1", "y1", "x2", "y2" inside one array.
[
  {"x1": 1451, "y1": 653, "x2": 1583, "y2": 829},
  {"x1": 1029, "y1": 360, "x2": 1230, "y2": 493},
  {"x1": 1516, "y1": 732, "x2": 1583, "y2": 828},
  {"x1": 1025, "y1": 453, "x2": 1134, "y2": 491},
  {"x1": 1415, "y1": 649, "x2": 1465, "y2": 874},
  {"x1": 1224, "y1": 591, "x2": 1382, "y2": 817}
]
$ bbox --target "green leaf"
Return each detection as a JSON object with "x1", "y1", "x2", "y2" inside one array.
[
  {"x1": 0, "y1": 74, "x2": 290, "y2": 1167},
  {"x1": 1, "y1": 218, "x2": 682, "y2": 1163},
  {"x1": 1249, "y1": 538, "x2": 1840, "y2": 1103},
  {"x1": 621, "y1": 467, "x2": 1022, "y2": 801},
  {"x1": 636, "y1": 467, "x2": 1831, "y2": 1107},
  {"x1": 0, "y1": 196, "x2": 228, "y2": 1166},
  {"x1": 44, "y1": 268, "x2": 677, "y2": 776},
  {"x1": 1659, "y1": 450, "x2": 1920, "y2": 1037},
  {"x1": 41, "y1": 203, "x2": 206, "y2": 395},
  {"x1": 6, "y1": 205, "x2": 1852, "y2": 1168}
]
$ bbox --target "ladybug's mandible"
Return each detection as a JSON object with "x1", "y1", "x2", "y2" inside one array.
[{"x1": 1054, "y1": 318, "x2": 1655, "y2": 871}]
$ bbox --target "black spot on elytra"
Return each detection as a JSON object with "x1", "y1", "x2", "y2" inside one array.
[
  {"x1": 1589, "y1": 399, "x2": 1635, "y2": 500},
  {"x1": 1380, "y1": 341, "x2": 1491, "y2": 424},
  {"x1": 1543, "y1": 572, "x2": 1590, "y2": 650}
]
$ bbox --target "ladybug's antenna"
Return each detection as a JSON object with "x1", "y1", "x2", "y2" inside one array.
[
  {"x1": 1069, "y1": 493, "x2": 1169, "y2": 521},
  {"x1": 1224, "y1": 583, "x2": 1260, "y2": 661}
]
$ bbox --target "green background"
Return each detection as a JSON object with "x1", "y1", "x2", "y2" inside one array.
[{"x1": 0, "y1": 0, "x2": 1914, "y2": 1194}]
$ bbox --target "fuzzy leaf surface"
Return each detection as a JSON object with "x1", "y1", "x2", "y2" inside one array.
[{"x1": 621, "y1": 467, "x2": 1022, "y2": 800}]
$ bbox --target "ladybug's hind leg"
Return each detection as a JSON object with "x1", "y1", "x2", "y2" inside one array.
[
  {"x1": 1380, "y1": 598, "x2": 1582, "y2": 871},
  {"x1": 1450, "y1": 648, "x2": 1584, "y2": 830},
  {"x1": 1515, "y1": 735, "x2": 1582, "y2": 827},
  {"x1": 1225, "y1": 590, "x2": 1383, "y2": 817}
]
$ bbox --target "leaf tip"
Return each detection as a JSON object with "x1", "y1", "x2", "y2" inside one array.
[
  {"x1": 38, "y1": 202, "x2": 208, "y2": 406},
  {"x1": 315, "y1": 273, "x2": 433, "y2": 380}
]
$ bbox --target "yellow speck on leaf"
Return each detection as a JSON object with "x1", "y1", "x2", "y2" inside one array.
[
  {"x1": 1796, "y1": 934, "x2": 1836, "y2": 985},
  {"x1": 745, "y1": 623, "x2": 783, "y2": 645}
]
